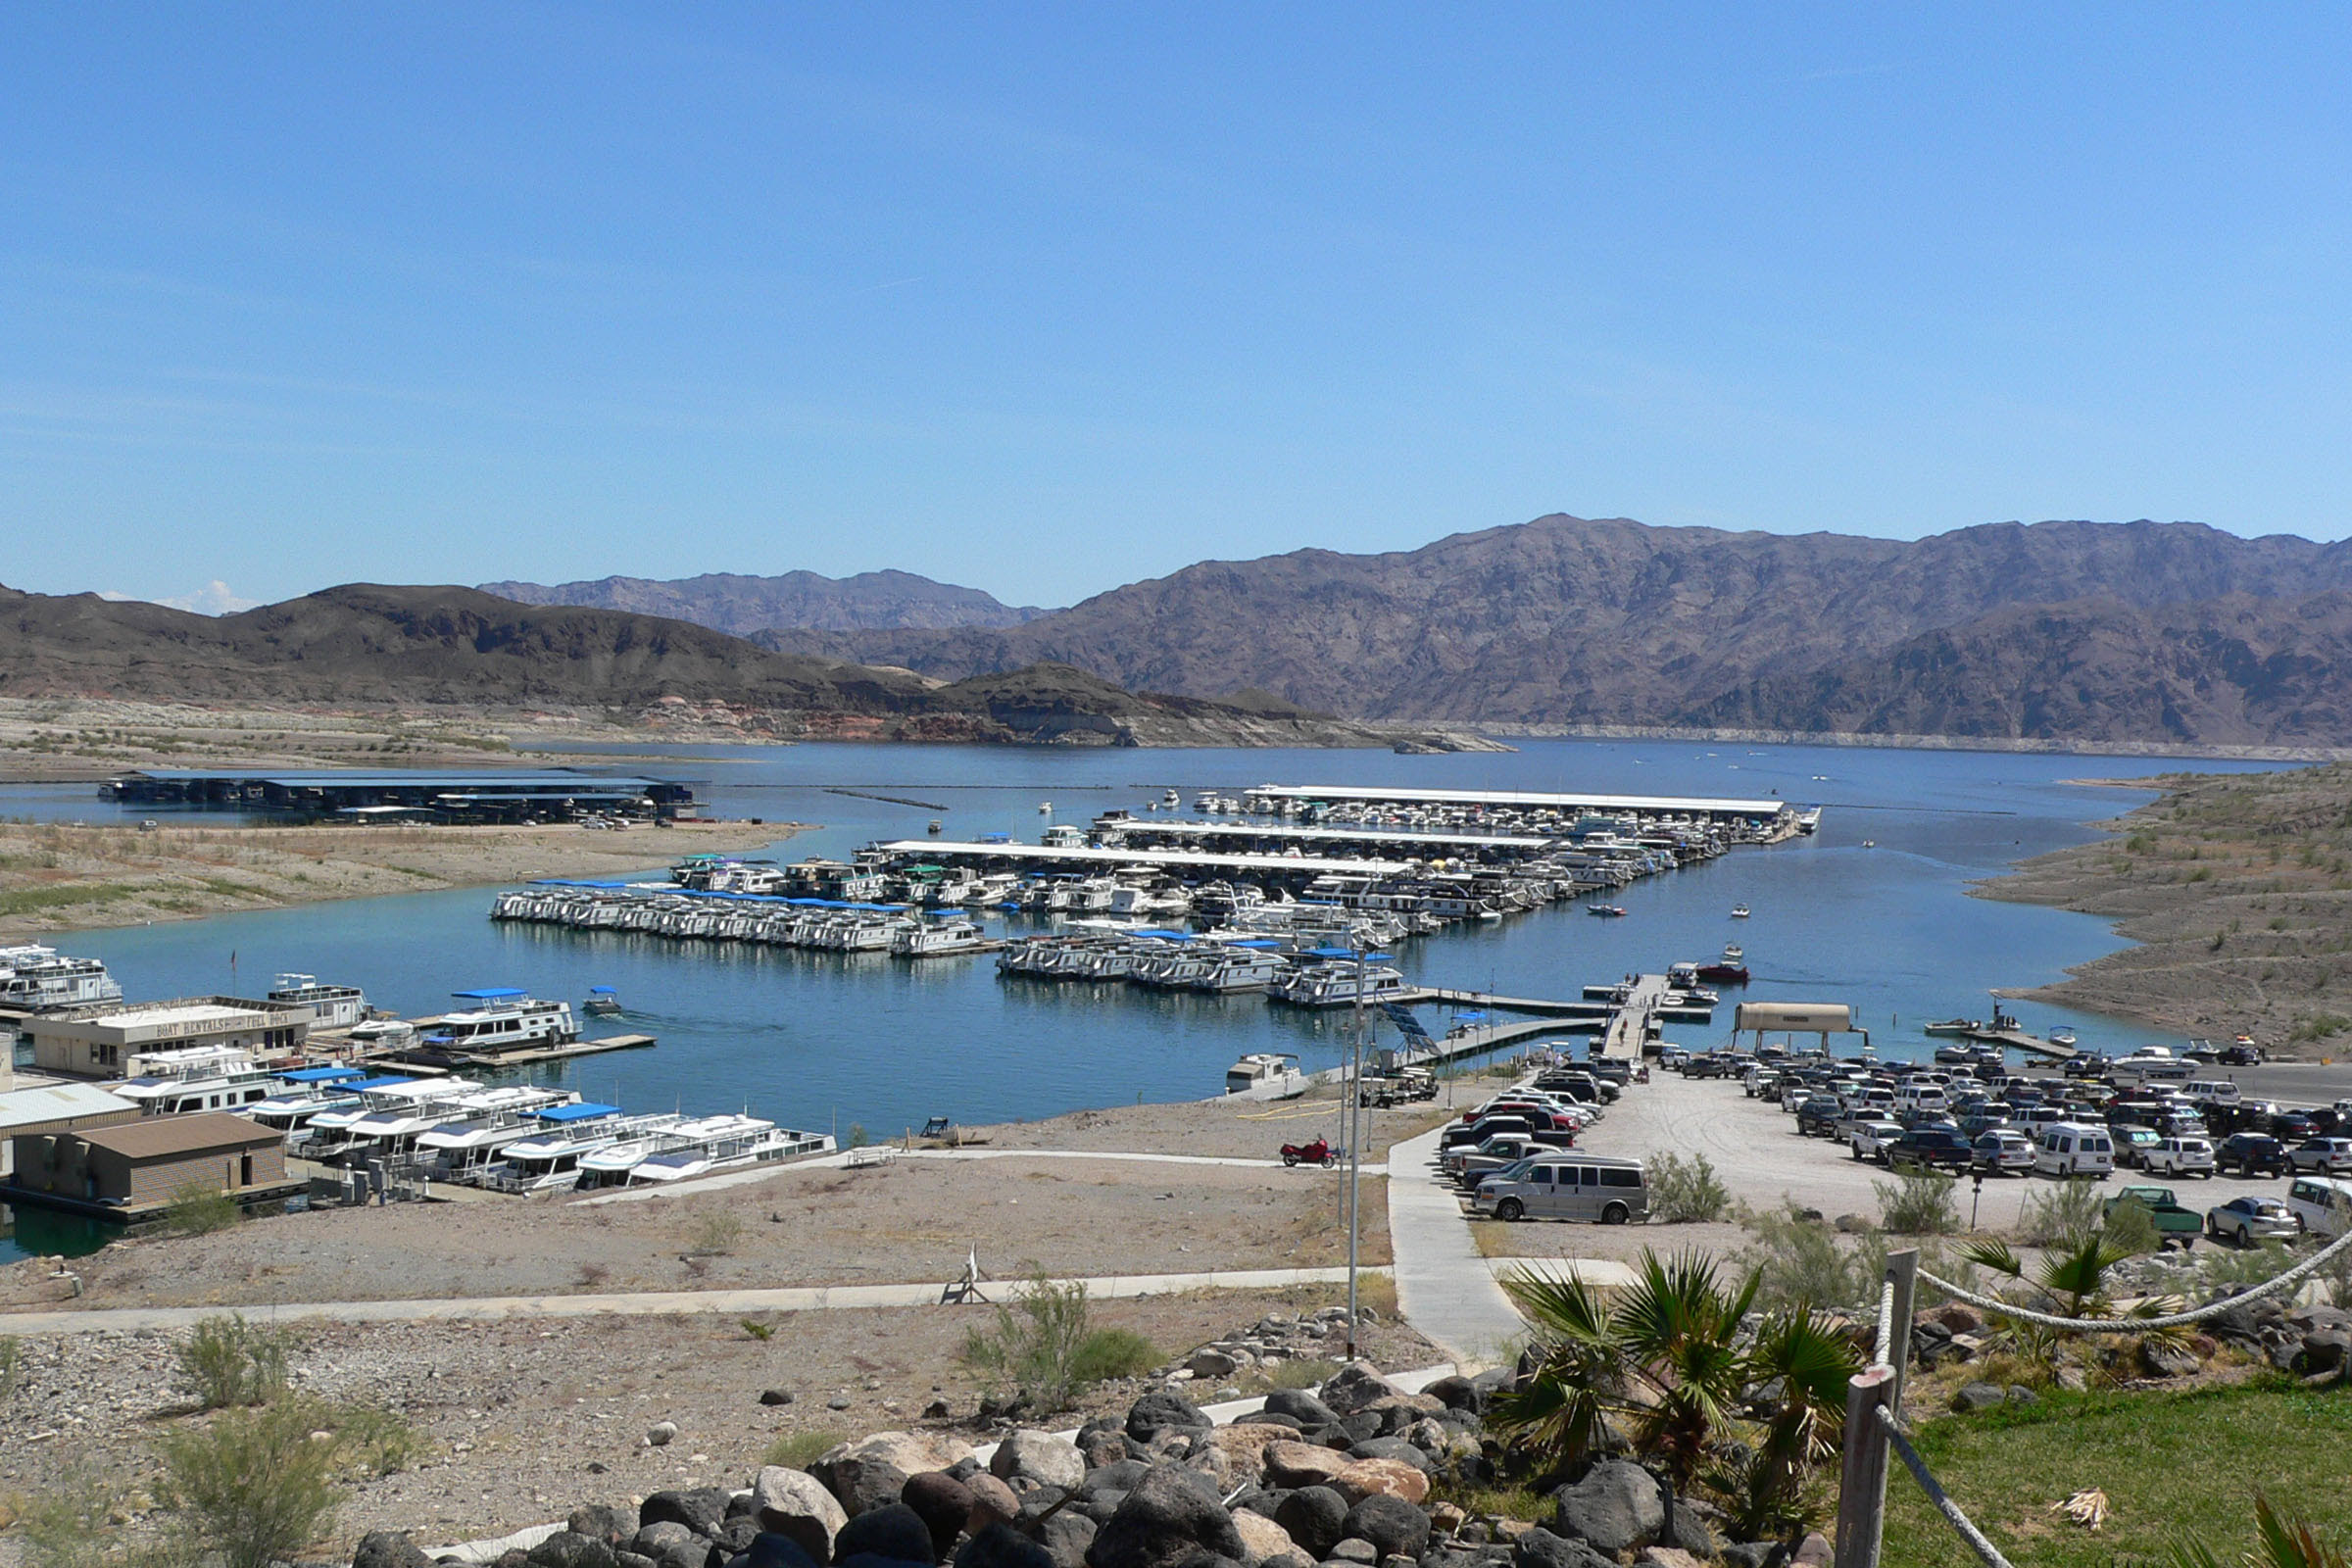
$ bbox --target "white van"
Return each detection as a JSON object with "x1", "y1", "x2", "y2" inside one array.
[
  {"x1": 2034, "y1": 1122, "x2": 2115, "y2": 1179},
  {"x1": 1468, "y1": 1154, "x2": 1649, "y2": 1225},
  {"x1": 2285, "y1": 1176, "x2": 2352, "y2": 1238},
  {"x1": 1897, "y1": 1082, "x2": 1950, "y2": 1113},
  {"x1": 2184, "y1": 1080, "x2": 2242, "y2": 1109}
]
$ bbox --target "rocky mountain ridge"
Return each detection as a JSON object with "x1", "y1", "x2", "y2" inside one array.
[{"x1": 480, "y1": 569, "x2": 1048, "y2": 635}]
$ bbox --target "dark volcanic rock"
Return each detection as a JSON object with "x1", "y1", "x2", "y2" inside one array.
[
  {"x1": 644, "y1": 1492, "x2": 736, "y2": 1539},
  {"x1": 1513, "y1": 1529, "x2": 1614, "y2": 1568},
  {"x1": 1126, "y1": 1392, "x2": 1213, "y2": 1441},
  {"x1": 956, "y1": 1525, "x2": 1057, "y2": 1568},
  {"x1": 1338, "y1": 1495, "x2": 1428, "y2": 1560},
  {"x1": 354, "y1": 1532, "x2": 435, "y2": 1568},
  {"x1": 528, "y1": 1534, "x2": 618, "y2": 1568},
  {"x1": 834, "y1": 1503, "x2": 939, "y2": 1566},
  {"x1": 1086, "y1": 1465, "x2": 1245, "y2": 1568},
  {"x1": 1550, "y1": 1461, "x2": 1664, "y2": 1554},
  {"x1": 1273, "y1": 1489, "x2": 1348, "y2": 1559},
  {"x1": 904, "y1": 1474, "x2": 978, "y2": 1558}
]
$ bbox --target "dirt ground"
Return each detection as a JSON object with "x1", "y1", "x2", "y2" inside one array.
[
  {"x1": 0, "y1": 1283, "x2": 1437, "y2": 1554},
  {"x1": 0, "y1": 818, "x2": 794, "y2": 939},
  {"x1": 965, "y1": 1089, "x2": 1456, "y2": 1161},
  {"x1": 1981, "y1": 760, "x2": 2352, "y2": 1055}
]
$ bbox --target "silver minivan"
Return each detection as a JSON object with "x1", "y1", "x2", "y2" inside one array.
[{"x1": 1469, "y1": 1154, "x2": 1647, "y2": 1224}]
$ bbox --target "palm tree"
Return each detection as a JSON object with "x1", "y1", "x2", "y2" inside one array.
[
  {"x1": 1494, "y1": 1248, "x2": 1859, "y2": 1503},
  {"x1": 1957, "y1": 1233, "x2": 2190, "y2": 1383},
  {"x1": 2172, "y1": 1494, "x2": 2348, "y2": 1568}
]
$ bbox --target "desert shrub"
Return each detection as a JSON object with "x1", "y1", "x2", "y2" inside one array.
[
  {"x1": 157, "y1": 1397, "x2": 344, "y2": 1568},
  {"x1": 1070, "y1": 1327, "x2": 1161, "y2": 1385},
  {"x1": 176, "y1": 1314, "x2": 291, "y2": 1410},
  {"x1": 741, "y1": 1317, "x2": 775, "y2": 1341},
  {"x1": 2198, "y1": 1240, "x2": 2300, "y2": 1292},
  {"x1": 846, "y1": 1123, "x2": 869, "y2": 1149},
  {"x1": 163, "y1": 1182, "x2": 240, "y2": 1238},
  {"x1": 322, "y1": 1403, "x2": 423, "y2": 1477},
  {"x1": 15, "y1": 1462, "x2": 129, "y2": 1568},
  {"x1": 1739, "y1": 1200, "x2": 1887, "y2": 1313},
  {"x1": 1874, "y1": 1173, "x2": 1959, "y2": 1236},
  {"x1": 764, "y1": 1429, "x2": 845, "y2": 1469},
  {"x1": 1645, "y1": 1152, "x2": 1731, "y2": 1223},
  {"x1": 1253, "y1": 1356, "x2": 1343, "y2": 1391},
  {"x1": 961, "y1": 1273, "x2": 1107, "y2": 1413},
  {"x1": 0, "y1": 1333, "x2": 19, "y2": 1397},
  {"x1": 2017, "y1": 1178, "x2": 2107, "y2": 1249},
  {"x1": 2102, "y1": 1194, "x2": 2163, "y2": 1256},
  {"x1": 682, "y1": 1209, "x2": 745, "y2": 1256}
]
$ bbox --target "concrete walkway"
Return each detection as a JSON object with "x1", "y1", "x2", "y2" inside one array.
[
  {"x1": 0, "y1": 1264, "x2": 1390, "y2": 1337},
  {"x1": 1383, "y1": 1123, "x2": 1528, "y2": 1372}
]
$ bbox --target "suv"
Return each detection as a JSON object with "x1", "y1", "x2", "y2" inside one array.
[
  {"x1": 1795, "y1": 1095, "x2": 1845, "y2": 1137},
  {"x1": 1847, "y1": 1119, "x2": 1908, "y2": 1163},
  {"x1": 1972, "y1": 1128, "x2": 2036, "y2": 1175},
  {"x1": 2142, "y1": 1136, "x2": 2218, "y2": 1179},
  {"x1": 2218, "y1": 1132, "x2": 2291, "y2": 1178},
  {"x1": 2289, "y1": 1138, "x2": 2352, "y2": 1175},
  {"x1": 1887, "y1": 1128, "x2": 1974, "y2": 1174}
]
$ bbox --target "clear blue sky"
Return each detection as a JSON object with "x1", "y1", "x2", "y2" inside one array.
[{"x1": 5, "y1": 6, "x2": 2349, "y2": 612}]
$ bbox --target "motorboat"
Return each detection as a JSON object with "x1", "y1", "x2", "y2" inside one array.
[
  {"x1": 485, "y1": 1108, "x2": 683, "y2": 1193},
  {"x1": 0, "y1": 944, "x2": 124, "y2": 1011},
  {"x1": 1922, "y1": 1019, "x2": 1978, "y2": 1037},
  {"x1": 582, "y1": 986, "x2": 623, "y2": 1018},
  {"x1": 1226, "y1": 1053, "x2": 1308, "y2": 1099},
  {"x1": 626, "y1": 1115, "x2": 834, "y2": 1183},
  {"x1": 1269, "y1": 961, "x2": 1412, "y2": 1007},
  {"x1": 243, "y1": 1063, "x2": 370, "y2": 1133},
  {"x1": 413, "y1": 990, "x2": 579, "y2": 1057},
  {"x1": 113, "y1": 1046, "x2": 280, "y2": 1116},
  {"x1": 1730, "y1": 905, "x2": 1751, "y2": 919},
  {"x1": 1587, "y1": 905, "x2": 1628, "y2": 918}
]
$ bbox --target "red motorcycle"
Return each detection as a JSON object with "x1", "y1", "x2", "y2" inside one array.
[{"x1": 1280, "y1": 1139, "x2": 1339, "y2": 1168}]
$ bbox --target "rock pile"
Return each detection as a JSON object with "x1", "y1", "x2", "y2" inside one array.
[{"x1": 363, "y1": 1361, "x2": 1814, "y2": 1568}]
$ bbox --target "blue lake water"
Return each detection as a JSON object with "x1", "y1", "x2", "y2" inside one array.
[{"x1": 1, "y1": 739, "x2": 2285, "y2": 1261}]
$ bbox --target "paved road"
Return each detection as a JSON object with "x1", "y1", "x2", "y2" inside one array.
[{"x1": 0, "y1": 1264, "x2": 1385, "y2": 1337}]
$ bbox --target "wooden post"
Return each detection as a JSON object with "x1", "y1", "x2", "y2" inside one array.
[
  {"x1": 1833, "y1": 1363, "x2": 1895, "y2": 1568},
  {"x1": 1885, "y1": 1248, "x2": 1919, "y2": 1413}
]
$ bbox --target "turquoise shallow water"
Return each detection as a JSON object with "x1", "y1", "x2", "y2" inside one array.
[{"x1": 1, "y1": 738, "x2": 2283, "y2": 1261}]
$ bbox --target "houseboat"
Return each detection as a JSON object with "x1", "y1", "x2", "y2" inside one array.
[{"x1": 0, "y1": 944, "x2": 124, "y2": 1011}]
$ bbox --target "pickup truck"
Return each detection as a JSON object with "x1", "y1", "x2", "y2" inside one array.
[
  {"x1": 1446, "y1": 1132, "x2": 1577, "y2": 1184},
  {"x1": 1843, "y1": 1118, "x2": 1908, "y2": 1163},
  {"x1": 2104, "y1": 1185, "x2": 2202, "y2": 1241}
]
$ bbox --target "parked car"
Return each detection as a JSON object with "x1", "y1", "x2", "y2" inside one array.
[
  {"x1": 1467, "y1": 1154, "x2": 1648, "y2": 1225},
  {"x1": 2206, "y1": 1196, "x2": 2300, "y2": 1247},
  {"x1": 1795, "y1": 1095, "x2": 1846, "y2": 1137},
  {"x1": 2111, "y1": 1126, "x2": 2161, "y2": 1169},
  {"x1": 1847, "y1": 1119, "x2": 1909, "y2": 1163},
  {"x1": 2272, "y1": 1111, "x2": 2322, "y2": 1143},
  {"x1": 1450, "y1": 1133, "x2": 1579, "y2": 1184},
  {"x1": 2034, "y1": 1122, "x2": 2116, "y2": 1179},
  {"x1": 2218, "y1": 1133, "x2": 2292, "y2": 1178},
  {"x1": 2219, "y1": 1043, "x2": 2264, "y2": 1066},
  {"x1": 2289, "y1": 1138, "x2": 2352, "y2": 1175},
  {"x1": 2104, "y1": 1185, "x2": 2202, "y2": 1240},
  {"x1": 2285, "y1": 1176, "x2": 2352, "y2": 1238},
  {"x1": 1441, "y1": 1115, "x2": 1532, "y2": 1150},
  {"x1": 2142, "y1": 1136, "x2": 2218, "y2": 1179},
  {"x1": 1887, "y1": 1128, "x2": 1974, "y2": 1175},
  {"x1": 1972, "y1": 1128, "x2": 2036, "y2": 1176}
]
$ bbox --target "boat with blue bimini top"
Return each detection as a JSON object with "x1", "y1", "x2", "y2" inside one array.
[
  {"x1": 412, "y1": 990, "x2": 578, "y2": 1058},
  {"x1": 484, "y1": 1106, "x2": 683, "y2": 1193},
  {"x1": 582, "y1": 986, "x2": 623, "y2": 1018},
  {"x1": 297, "y1": 1077, "x2": 482, "y2": 1162},
  {"x1": 243, "y1": 1063, "x2": 370, "y2": 1133}
]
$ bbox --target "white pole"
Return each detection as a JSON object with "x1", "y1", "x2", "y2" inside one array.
[{"x1": 1347, "y1": 943, "x2": 1364, "y2": 1359}]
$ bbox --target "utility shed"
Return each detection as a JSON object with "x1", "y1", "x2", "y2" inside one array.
[
  {"x1": 0, "y1": 1082, "x2": 140, "y2": 1180},
  {"x1": 10, "y1": 1112, "x2": 284, "y2": 1210}
]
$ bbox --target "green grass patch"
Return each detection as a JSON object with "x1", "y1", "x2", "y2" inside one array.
[
  {"x1": 1882, "y1": 1382, "x2": 2352, "y2": 1568},
  {"x1": 763, "y1": 1430, "x2": 845, "y2": 1469},
  {"x1": 0, "y1": 883, "x2": 135, "y2": 917}
]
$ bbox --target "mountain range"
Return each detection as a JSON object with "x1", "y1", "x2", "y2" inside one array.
[
  {"x1": 478, "y1": 569, "x2": 1046, "y2": 635},
  {"x1": 0, "y1": 583, "x2": 1377, "y2": 747},
  {"x1": 25, "y1": 514, "x2": 2352, "y2": 749}
]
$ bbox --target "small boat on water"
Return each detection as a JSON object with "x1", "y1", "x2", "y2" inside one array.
[
  {"x1": 1694, "y1": 943, "x2": 1749, "y2": 984},
  {"x1": 583, "y1": 986, "x2": 623, "y2": 1018},
  {"x1": 1922, "y1": 1018, "x2": 1978, "y2": 1037},
  {"x1": 1225, "y1": 1052, "x2": 1307, "y2": 1099},
  {"x1": 2048, "y1": 1027, "x2": 2078, "y2": 1048},
  {"x1": 1587, "y1": 905, "x2": 1629, "y2": 918},
  {"x1": 1730, "y1": 904, "x2": 1750, "y2": 918}
]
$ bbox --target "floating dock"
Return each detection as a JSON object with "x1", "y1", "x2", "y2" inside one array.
[
  {"x1": 875, "y1": 840, "x2": 1421, "y2": 879},
  {"x1": 1241, "y1": 783, "x2": 1799, "y2": 829},
  {"x1": 402, "y1": 1032, "x2": 657, "y2": 1069}
]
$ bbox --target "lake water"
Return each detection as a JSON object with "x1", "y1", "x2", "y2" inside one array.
[{"x1": 0, "y1": 739, "x2": 2284, "y2": 1262}]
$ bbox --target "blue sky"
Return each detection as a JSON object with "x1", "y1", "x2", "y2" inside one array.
[{"x1": 5, "y1": 6, "x2": 2349, "y2": 612}]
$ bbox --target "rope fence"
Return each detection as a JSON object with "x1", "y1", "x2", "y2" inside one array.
[
  {"x1": 1874, "y1": 1404, "x2": 2018, "y2": 1568},
  {"x1": 1916, "y1": 1217, "x2": 2352, "y2": 1333}
]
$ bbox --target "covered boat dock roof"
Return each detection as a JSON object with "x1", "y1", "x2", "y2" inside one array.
[
  {"x1": 1244, "y1": 783, "x2": 1792, "y2": 821},
  {"x1": 874, "y1": 839, "x2": 1417, "y2": 876}
]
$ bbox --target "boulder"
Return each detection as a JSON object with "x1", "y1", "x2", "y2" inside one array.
[
  {"x1": 1036, "y1": 1512, "x2": 1099, "y2": 1568},
  {"x1": 834, "y1": 1502, "x2": 940, "y2": 1566},
  {"x1": 1515, "y1": 1528, "x2": 1613, "y2": 1568},
  {"x1": 1718, "y1": 1544, "x2": 1784, "y2": 1568},
  {"x1": 1791, "y1": 1533, "x2": 1832, "y2": 1567},
  {"x1": 354, "y1": 1533, "x2": 436, "y2": 1568},
  {"x1": 1189, "y1": 1349, "x2": 1243, "y2": 1379},
  {"x1": 956, "y1": 1523, "x2": 1057, "y2": 1568},
  {"x1": 568, "y1": 1510, "x2": 638, "y2": 1549},
  {"x1": 1230, "y1": 1511, "x2": 1298, "y2": 1568},
  {"x1": 1950, "y1": 1382, "x2": 2006, "y2": 1414},
  {"x1": 2286, "y1": 1305, "x2": 2352, "y2": 1335},
  {"x1": 1078, "y1": 1427, "x2": 1131, "y2": 1469},
  {"x1": 759, "y1": 1468, "x2": 854, "y2": 1564},
  {"x1": 1327, "y1": 1544, "x2": 1380, "y2": 1565},
  {"x1": 1338, "y1": 1497, "x2": 1428, "y2": 1560},
  {"x1": 713, "y1": 1518, "x2": 762, "y2": 1557},
  {"x1": 1635, "y1": 1550, "x2": 1708, "y2": 1568},
  {"x1": 763, "y1": 1390, "x2": 798, "y2": 1406},
  {"x1": 528, "y1": 1534, "x2": 618, "y2": 1568},
  {"x1": 1550, "y1": 1461, "x2": 1664, "y2": 1555},
  {"x1": 615, "y1": 1554, "x2": 657, "y2": 1568},
  {"x1": 1422, "y1": 1377, "x2": 1482, "y2": 1415},
  {"x1": 2301, "y1": 1330, "x2": 2352, "y2": 1374},
  {"x1": 817, "y1": 1436, "x2": 978, "y2": 1519},
  {"x1": 1342, "y1": 1440, "x2": 1429, "y2": 1474},
  {"x1": 2137, "y1": 1341, "x2": 2202, "y2": 1380},
  {"x1": 630, "y1": 1525, "x2": 700, "y2": 1562},
  {"x1": 1085, "y1": 1465, "x2": 1245, "y2": 1568},
  {"x1": 1262, "y1": 1390, "x2": 1342, "y2": 1428},
  {"x1": 1315, "y1": 1365, "x2": 1403, "y2": 1418},
  {"x1": 966, "y1": 1475, "x2": 1022, "y2": 1534},
  {"x1": 1234, "y1": 1413, "x2": 1304, "y2": 1434},
  {"x1": 1324, "y1": 1462, "x2": 1428, "y2": 1507},
  {"x1": 993, "y1": 1432, "x2": 1089, "y2": 1494},
  {"x1": 643, "y1": 1491, "x2": 735, "y2": 1539},
  {"x1": 1666, "y1": 1503, "x2": 1716, "y2": 1560},
  {"x1": 648, "y1": 1422, "x2": 679, "y2": 1447},
  {"x1": 1127, "y1": 1392, "x2": 1214, "y2": 1441},
  {"x1": 1273, "y1": 1489, "x2": 1348, "y2": 1559},
  {"x1": 904, "y1": 1474, "x2": 978, "y2": 1559},
  {"x1": 1264, "y1": 1444, "x2": 1352, "y2": 1491}
]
